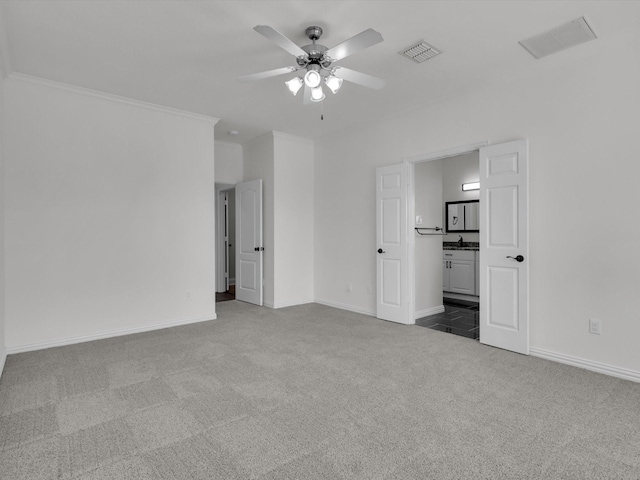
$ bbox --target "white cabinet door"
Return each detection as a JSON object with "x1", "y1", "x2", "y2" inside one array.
[
  {"x1": 449, "y1": 259, "x2": 475, "y2": 295},
  {"x1": 475, "y1": 253, "x2": 480, "y2": 295},
  {"x1": 443, "y1": 250, "x2": 475, "y2": 294},
  {"x1": 443, "y1": 260, "x2": 449, "y2": 291}
]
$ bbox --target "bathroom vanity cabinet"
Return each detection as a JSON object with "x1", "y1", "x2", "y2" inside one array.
[{"x1": 443, "y1": 250, "x2": 476, "y2": 295}]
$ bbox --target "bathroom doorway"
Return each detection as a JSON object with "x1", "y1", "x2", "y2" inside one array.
[{"x1": 413, "y1": 151, "x2": 480, "y2": 339}]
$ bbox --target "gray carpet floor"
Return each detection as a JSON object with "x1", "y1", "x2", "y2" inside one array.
[{"x1": 1, "y1": 300, "x2": 639, "y2": 479}]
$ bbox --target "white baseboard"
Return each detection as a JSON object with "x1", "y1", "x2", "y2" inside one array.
[
  {"x1": 415, "y1": 305, "x2": 445, "y2": 320},
  {"x1": 314, "y1": 298, "x2": 376, "y2": 317},
  {"x1": 273, "y1": 298, "x2": 315, "y2": 309},
  {"x1": 6, "y1": 313, "x2": 217, "y2": 355},
  {"x1": 262, "y1": 298, "x2": 315, "y2": 309},
  {"x1": 530, "y1": 347, "x2": 640, "y2": 384}
]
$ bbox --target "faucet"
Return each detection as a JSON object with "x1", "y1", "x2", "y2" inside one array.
[{"x1": 457, "y1": 235, "x2": 464, "y2": 247}]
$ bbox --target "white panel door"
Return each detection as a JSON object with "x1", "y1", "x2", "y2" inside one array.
[
  {"x1": 235, "y1": 179, "x2": 263, "y2": 306},
  {"x1": 376, "y1": 164, "x2": 410, "y2": 324},
  {"x1": 479, "y1": 140, "x2": 529, "y2": 354}
]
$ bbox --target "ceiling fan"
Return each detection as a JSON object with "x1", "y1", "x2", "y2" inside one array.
[{"x1": 239, "y1": 25, "x2": 385, "y2": 103}]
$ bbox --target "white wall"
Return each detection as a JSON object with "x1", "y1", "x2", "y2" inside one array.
[
  {"x1": 243, "y1": 131, "x2": 314, "y2": 309},
  {"x1": 4, "y1": 75, "x2": 219, "y2": 351},
  {"x1": 0, "y1": 68, "x2": 6, "y2": 375},
  {"x1": 243, "y1": 133, "x2": 275, "y2": 306},
  {"x1": 414, "y1": 160, "x2": 443, "y2": 316},
  {"x1": 214, "y1": 141, "x2": 243, "y2": 185},
  {"x1": 273, "y1": 132, "x2": 314, "y2": 308},
  {"x1": 315, "y1": 33, "x2": 640, "y2": 376}
]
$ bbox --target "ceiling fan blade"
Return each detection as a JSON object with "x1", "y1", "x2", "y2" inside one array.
[
  {"x1": 238, "y1": 66, "x2": 298, "y2": 82},
  {"x1": 325, "y1": 28, "x2": 384, "y2": 62},
  {"x1": 254, "y1": 25, "x2": 307, "y2": 58},
  {"x1": 333, "y1": 67, "x2": 385, "y2": 90}
]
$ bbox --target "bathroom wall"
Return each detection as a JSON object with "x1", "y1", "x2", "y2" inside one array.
[
  {"x1": 441, "y1": 152, "x2": 479, "y2": 243},
  {"x1": 414, "y1": 159, "x2": 444, "y2": 316}
]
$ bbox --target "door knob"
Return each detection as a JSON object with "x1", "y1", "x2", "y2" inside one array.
[
  {"x1": 506, "y1": 255, "x2": 524, "y2": 262},
  {"x1": 377, "y1": 248, "x2": 386, "y2": 254}
]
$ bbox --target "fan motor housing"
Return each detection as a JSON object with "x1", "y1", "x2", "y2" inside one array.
[
  {"x1": 305, "y1": 26, "x2": 323, "y2": 41},
  {"x1": 299, "y1": 43, "x2": 330, "y2": 68}
]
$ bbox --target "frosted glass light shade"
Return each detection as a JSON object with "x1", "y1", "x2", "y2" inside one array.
[
  {"x1": 304, "y1": 70, "x2": 322, "y2": 88},
  {"x1": 324, "y1": 75, "x2": 343, "y2": 94},
  {"x1": 310, "y1": 86, "x2": 325, "y2": 102},
  {"x1": 285, "y1": 77, "x2": 304, "y2": 95}
]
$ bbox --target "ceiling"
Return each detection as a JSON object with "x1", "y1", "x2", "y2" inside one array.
[{"x1": 1, "y1": 1, "x2": 639, "y2": 145}]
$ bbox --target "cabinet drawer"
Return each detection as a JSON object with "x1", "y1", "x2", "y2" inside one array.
[{"x1": 443, "y1": 250, "x2": 475, "y2": 261}]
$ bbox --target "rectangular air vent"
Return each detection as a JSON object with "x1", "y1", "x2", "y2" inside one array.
[
  {"x1": 400, "y1": 40, "x2": 440, "y2": 63},
  {"x1": 519, "y1": 16, "x2": 597, "y2": 59}
]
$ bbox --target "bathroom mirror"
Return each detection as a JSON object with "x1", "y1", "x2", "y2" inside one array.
[{"x1": 446, "y1": 200, "x2": 479, "y2": 232}]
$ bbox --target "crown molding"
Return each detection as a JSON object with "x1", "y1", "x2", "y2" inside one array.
[
  {"x1": 273, "y1": 130, "x2": 314, "y2": 145},
  {"x1": 9, "y1": 72, "x2": 220, "y2": 124}
]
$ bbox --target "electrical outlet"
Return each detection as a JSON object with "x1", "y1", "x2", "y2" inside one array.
[{"x1": 589, "y1": 318, "x2": 601, "y2": 335}]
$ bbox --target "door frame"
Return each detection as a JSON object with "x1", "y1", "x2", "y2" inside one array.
[{"x1": 405, "y1": 141, "x2": 488, "y2": 324}]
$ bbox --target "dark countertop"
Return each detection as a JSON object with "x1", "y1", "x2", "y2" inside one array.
[{"x1": 443, "y1": 241, "x2": 479, "y2": 251}]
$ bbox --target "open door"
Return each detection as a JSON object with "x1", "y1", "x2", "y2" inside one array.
[
  {"x1": 235, "y1": 179, "x2": 263, "y2": 306},
  {"x1": 376, "y1": 164, "x2": 411, "y2": 324},
  {"x1": 479, "y1": 140, "x2": 529, "y2": 354}
]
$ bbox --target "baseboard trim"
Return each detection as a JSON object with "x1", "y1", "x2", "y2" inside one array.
[
  {"x1": 6, "y1": 313, "x2": 217, "y2": 355},
  {"x1": 272, "y1": 299, "x2": 315, "y2": 309},
  {"x1": 415, "y1": 305, "x2": 445, "y2": 320},
  {"x1": 314, "y1": 299, "x2": 376, "y2": 317},
  {"x1": 530, "y1": 347, "x2": 640, "y2": 384}
]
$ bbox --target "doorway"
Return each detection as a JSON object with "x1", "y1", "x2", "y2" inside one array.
[
  {"x1": 216, "y1": 186, "x2": 236, "y2": 302},
  {"x1": 376, "y1": 139, "x2": 529, "y2": 354},
  {"x1": 413, "y1": 151, "x2": 480, "y2": 340}
]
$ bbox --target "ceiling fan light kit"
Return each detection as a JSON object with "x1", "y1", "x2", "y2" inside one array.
[
  {"x1": 239, "y1": 24, "x2": 385, "y2": 105},
  {"x1": 285, "y1": 76, "x2": 304, "y2": 95},
  {"x1": 303, "y1": 68, "x2": 322, "y2": 88},
  {"x1": 324, "y1": 75, "x2": 343, "y2": 94}
]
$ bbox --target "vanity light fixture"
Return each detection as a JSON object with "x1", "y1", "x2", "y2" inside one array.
[{"x1": 462, "y1": 182, "x2": 480, "y2": 191}]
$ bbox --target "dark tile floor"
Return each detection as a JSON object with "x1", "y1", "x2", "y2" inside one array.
[
  {"x1": 216, "y1": 285, "x2": 236, "y2": 302},
  {"x1": 416, "y1": 298, "x2": 479, "y2": 340}
]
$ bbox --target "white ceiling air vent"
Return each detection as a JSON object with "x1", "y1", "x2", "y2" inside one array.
[
  {"x1": 519, "y1": 17, "x2": 597, "y2": 59},
  {"x1": 400, "y1": 40, "x2": 440, "y2": 63}
]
